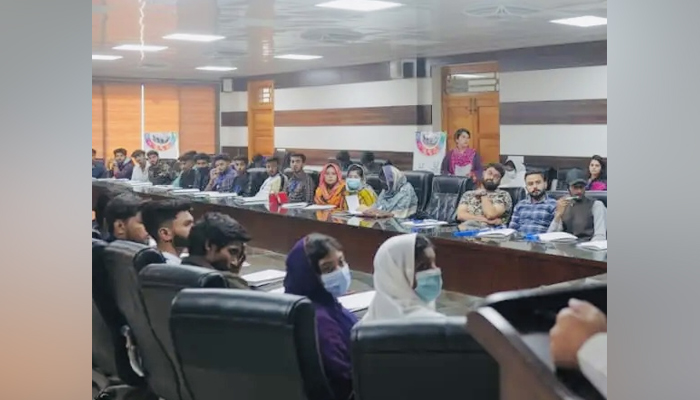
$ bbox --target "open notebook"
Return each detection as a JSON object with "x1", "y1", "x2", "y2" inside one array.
[{"x1": 241, "y1": 269, "x2": 286, "y2": 287}]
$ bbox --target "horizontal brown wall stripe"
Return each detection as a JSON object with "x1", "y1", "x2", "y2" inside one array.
[
  {"x1": 228, "y1": 41, "x2": 606, "y2": 90},
  {"x1": 221, "y1": 105, "x2": 432, "y2": 127},
  {"x1": 500, "y1": 155, "x2": 606, "y2": 171},
  {"x1": 500, "y1": 99, "x2": 607, "y2": 125}
]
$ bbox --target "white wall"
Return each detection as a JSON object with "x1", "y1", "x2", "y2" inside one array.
[
  {"x1": 219, "y1": 78, "x2": 432, "y2": 152},
  {"x1": 499, "y1": 65, "x2": 608, "y2": 157}
]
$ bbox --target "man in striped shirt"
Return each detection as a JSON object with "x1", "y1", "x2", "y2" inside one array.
[{"x1": 508, "y1": 170, "x2": 557, "y2": 235}]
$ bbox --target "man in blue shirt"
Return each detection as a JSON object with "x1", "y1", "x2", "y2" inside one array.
[
  {"x1": 92, "y1": 148, "x2": 107, "y2": 178},
  {"x1": 509, "y1": 170, "x2": 557, "y2": 234}
]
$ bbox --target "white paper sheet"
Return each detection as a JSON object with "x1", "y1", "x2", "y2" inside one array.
[
  {"x1": 401, "y1": 220, "x2": 448, "y2": 228},
  {"x1": 241, "y1": 269, "x2": 286, "y2": 287},
  {"x1": 537, "y1": 232, "x2": 579, "y2": 242},
  {"x1": 578, "y1": 240, "x2": 608, "y2": 251},
  {"x1": 281, "y1": 202, "x2": 308, "y2": 209},
  {"x1": 477, "y1": 228, "x2": 517, "y2": 238},
  {"x1": 338, "y1": 291, "x2": 376, "y2": 312},
  {"x1": 304, "y1": 204, "x2": 336, "y2": 210},
  {"x1": 345, "y1": 195, "x2": 360, "y2": 213},
  {"x1": 269, "y1": 287, "x2": 285, "y2": 294}
]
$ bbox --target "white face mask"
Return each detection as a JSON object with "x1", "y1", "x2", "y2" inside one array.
[{"x1": 505, "y1": 170, "x2": 517, "y2": 179}]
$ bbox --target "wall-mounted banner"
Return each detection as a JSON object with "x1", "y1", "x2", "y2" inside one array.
[
  {"x1": 413, "y1": 130, "x2": 447, "y2": 174},
  {"x1": 142, "y1": 132, "x2": 180, "y2": 159}
]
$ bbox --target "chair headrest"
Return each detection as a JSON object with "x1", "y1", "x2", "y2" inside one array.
[
  {"x1": 352, "y1": 317, "x2": 485, "y2": 353},
  {"x1": 134, "y1": 247, "x2": 166, "y2": 272},
  {"x1": 172, "y1": 289, "x2": 311, "y2": 327},
  {"x1": 139, "y1": 263, "x2": 229, "y2": 289},
  {"x1": 432, "y1": 175, "x2": 467, "y2": 194}
]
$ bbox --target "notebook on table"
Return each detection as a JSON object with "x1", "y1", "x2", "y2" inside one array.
[
  {"x1": 241, "y1": 269, "x2": 286, "y2": 287},
  {"x1": 477, "y1": 228, "x2": 517, "y2": 238},
  {"x1": 577, "y1": 240, "x2": 608, "y2": 251},
  {"x1": 536, "y1": 232, "x2": 579, "y2": 243},
  {"x1": 338, "y1": 291, "x2": 376, "y2": 312}
]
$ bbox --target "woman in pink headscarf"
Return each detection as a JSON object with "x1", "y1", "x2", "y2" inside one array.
[{"x1": 440, "y1": 128, "x2": 482, "y2": 180}]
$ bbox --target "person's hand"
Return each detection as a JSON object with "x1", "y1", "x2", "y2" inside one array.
[
  {"x1": 474, "y1": 189, "x2": 487, "y2": 197},
  {"x1": 210, "y1": 168, "x2": 220, "y2": 179},
  {"x1": 555, "y1": 197, "x2": 570, "y2": 219},
  {"x1": 550, "y1": 299, "x2": 607, "y2": 369},
  {"x1": 362, "y1": 208, "x2": 379, "y2": 217},
  {"x1": 485, "y1": 218, "x2": 503, "y2": 226}
]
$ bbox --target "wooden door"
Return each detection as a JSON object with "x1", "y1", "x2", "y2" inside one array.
[
  {"x1": 247, "y1": 80, "x2": 275, "y2": 157},
  {"x1": 441, "y1": 62, "x2": 501, "y2": 164}
]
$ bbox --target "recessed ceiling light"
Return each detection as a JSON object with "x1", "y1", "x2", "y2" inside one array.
[
  {"x1": 92, "y1": 54, "x2": 123, "y2": 61},
  {"x1": 316, "y1": 0, "x2": 403, "y2": 11},
  {"x1": 452, "y1": 74, "x2": 484, "y2": 79},
  {"x1": 113, "y1": 44, "x2": 168, "y2": 52},
  {"x1": 196, "y1": 66, "x2": 237, "y2": 72},
  {"x1": 550, "y1": 16, "x2": 607, "y2": 27},
  {"x1": 274, "y1": 54, "x2": 323, "y2": 60},
  {"x1": 163, "y1": 33, "x2": 226, "y2": 42}
]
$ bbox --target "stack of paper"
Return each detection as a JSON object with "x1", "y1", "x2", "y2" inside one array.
[
  {"x1": 205, "y1": 192, "x2": 239, "y2": 198},
  {"x1": 236, "y1": 196, "x2": 268, "y2": 204},
  {"x1": 241, "y1": 269, "x2": 286, "y2": 287},
  {"x1": 402, "y1": 220, "x2": 448, "y2": 228},
  {"x1": 477, "y1": 228, "x2": 516, "y2": 238},
  {"x1": 269, "y1": 287, "x2": 285, "y2": 294},
  {"x1": 338, "y1": 291, "x2": 376, "y2": 312},
  {"x1": 578, "y1": 240, "x2": 608, "y2": 251},
  {"x1": 304, "y1": 204, "x2": 336, "y2": 210},
  {"x1": 281, "y1": 202, "x2": 308, "y2": 209},
  {"x1": 536, "y1": 232, "x2": 579, "y2": 243},
  {"x1": 171, "y1": 188, "x2": 200, "y2": 194}
]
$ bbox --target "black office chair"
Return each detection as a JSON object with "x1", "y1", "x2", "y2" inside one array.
[
  {"x1": 555, "y1": 167, "x2": 577, "y2": 190},
  {"x1": 425, "y1": 176, "x2": 469, "y2": 221},
  {"x1": 351, "y1": 317, "x2": 499, "y2": 400},
  {"x1": 138, "y1": 264, "x2": 230, "y2": 400},
  {"x1": 92, "y1": 239, "x2": 144, "y2": 390},
  {"x1": 501, "y1": 187, "x2": 526, "y2": 210},
  {"x1": 247, "y1": 167, "x2": 268, "y2": 195},
  {"x1": 365, "y1": 174, "x2": 382, "y2": 194},
  {"x1": 404, "y1": 170, "x2": 434, "y2": 212},
  {"x1": 104, "y1": 241, "x2": 190, "y2": 400},
  {"x1": 170, "y1": 289, "x2": 334, "y2": 400}
]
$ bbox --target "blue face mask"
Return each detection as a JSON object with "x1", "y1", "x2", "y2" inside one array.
[
  {"x1": 346, "y1": 178, "x2": 361, "y2": 191},
  {"x1": 321, "y1": 263, "x2": 352, "y2": 298},
  {"x1": 414, "y1": 268, "x2": 442, "y2": 303}
]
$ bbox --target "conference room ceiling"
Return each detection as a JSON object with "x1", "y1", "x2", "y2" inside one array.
[{"x1": 92, "y1": 0, "x2": 607, "y2": 81}]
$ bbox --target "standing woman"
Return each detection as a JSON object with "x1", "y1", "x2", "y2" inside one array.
[
  {"x1": 314, "y1": 163, "x2": 347, "y2": 210},
  {"x1": 441, "y1": 128, "x2": 482, "y2": 179},
  {"x1": 587, "y1": 155, "x2": 607, "y2": 191},
  {"x1": 345, "y1": 164, "x2": 377, "y2": 211},
  {"x1": 284, "y1": 234, "x2": 357, "y2": 400}
]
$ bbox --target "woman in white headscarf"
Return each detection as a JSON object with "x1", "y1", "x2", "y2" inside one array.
[
  {"x1": 499, "y1": 157, "x2": 526, "y2": 187},
  {"x1": 361, "y1": 233, "x2": 445, "y2": 322}
]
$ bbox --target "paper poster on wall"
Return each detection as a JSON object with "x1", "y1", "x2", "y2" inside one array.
[
  {"x1": 412, "y1": 131, "x2": 447, "y2": 174},
  {"x1": 142, "y1": 132, "x2": 180, "y2": 159}
]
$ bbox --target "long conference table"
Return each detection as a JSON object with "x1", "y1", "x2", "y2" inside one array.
[{"x1": 92, "y1": 181, "x2": 607, "y2": 297}]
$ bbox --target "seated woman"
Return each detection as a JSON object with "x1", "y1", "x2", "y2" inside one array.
[
  {"x1": 314, "y1": 163, "x2": 347, "y2": 209},
  {"x1": 284, "y1": 234, "x2": 357, "y2": 400},
  {"x1": 366, "y1": 165, "x2": 418, "y2": 219},
  {"x1": 345, "y1": 164, "x2": 377, "y2": 211},
  {"x1": 362, "y1": 233, "x2": 444, "y2": 322},
  {"x1": 587, "y1": 155, "x2": 607, "y2": 191}
]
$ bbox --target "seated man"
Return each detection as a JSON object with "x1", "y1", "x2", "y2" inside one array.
[
  {"x1": 92, "y1": 148, "x2": 107, "y2": 179},
  {"x1": 548, "y1": 169, "x2": 607, "y2": 242},
  {"x1": 456, "y1": 163, "x2": 513, "y2": 227},
  {"x1": 230, "y1": 155, "x2": 253, "y2": 196},
  {"x1": 111, "y1": 148, "x2": 134, "y2": 179},
  {"x1": 147, "y1": 150, "x2": 177, "y2": 185},
  {"x1": 205, "y1": 154, "x2": 237, "y2": 192},
  {"x1": 130, "y1": 150, "x2": 150, "y2": 183},
  {"x1": 174, "y1": 151, "x2": 197, "y2": 189},
  {"x1": 141, "y1": 199, "x2": 194, "y2": 264},
  {"x1": 255, "y1": 156, "x2": 286, "y2": 197},
  {"x1": 192, "y1": 153, "x2": 211, "y2": 191},
  {"x1": 181, "y1": 212, "x2": 251, "y2": 289},
  {"x1": 550, "y1": 299, "x2": 607, "y2": 398},
  {"x1": 508, "y1": 171, "x2": 557, "y2": 234},
  {"x1": 283, "y1": 152, "x2": 315, "y2": 203},
  {"x1": 102, "y1": 193, "x2": 149, "y2": 244}
]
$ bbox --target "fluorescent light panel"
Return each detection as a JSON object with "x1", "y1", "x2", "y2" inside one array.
[
  {"x1": 163, "y1": 33, "x2": 225, "y2": 42},
  {"x1": 92, "y1": 54, "x2": 123, "y2": 61},
  {"x1": 196, "y1": 66, "x2": 237, "y2": 71},
  {"x1": 316, "y1": 0, "x2": 403, "y2": 11},
  {"x1": 550, "y1": 16, "x2": 607, "y2": 27},
  {"x1": 113, "y1": 44, "x2": 168, "y2": 52},
  {"x1": 274, "y1": 54, "x2": 323, "y2": 60}
]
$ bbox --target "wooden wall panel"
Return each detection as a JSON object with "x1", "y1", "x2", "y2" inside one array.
[
  {"x1": 500, "y1": 99, "x2": 607, "y2": 125},
  {"x1": 92, "y1": 83, "x2": 105, "y2": 158},
  {"x1": 179, "y1": 86, "x2": 217, "y2": 154},
  {"x1": 104, "y1": 83, "x2": 142, "y2": 157},
  {"x1": 275, "y1": 105, "x2": 431, "y2": 127},
  {"x1": 144, "y1": 84, "x2": 179, "y2": 134}
]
